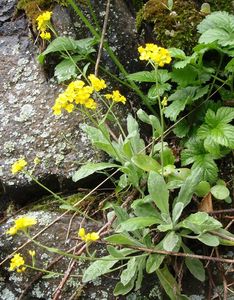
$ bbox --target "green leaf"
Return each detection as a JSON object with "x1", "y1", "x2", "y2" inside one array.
[
  {"x1": 210, "y1": 185, "x2": 230, "y2": 200},
  {"x1": 117, "y1": 217, "x2": 161, "y2": 232},
  {"x1": 54, "y1": 56, "x2": 83, "y2": 83},
  {"x1": 146, "y1": 253, "x2": 164, "y2": 273},
  {"x1": 83, "y1": 249, "x2": 137, "y2": 283},
  {"x1": 82, "y1": 256, "x2": 117, "y2": 283},
  {"x1": 72, "y1": 162, "x2": 119, "y2": 182},
  {"x1": 181, "y1": 138, "x2": 219, "y2": 183},
  {"x1": 197, "y1": 107, "x2": 234, "y2": 150},
  {"x1": 164, "y1": 86, "x2": 209, "y2": 121},
  {"x1": 82, "y1": 125, "x2": 118, "y2": 159},
  {"x1": 198, "y1": 233, "x2": 220, "y2": 247},
  {"x1": 156, "y1": 266, "x2": 189, "y2": 300},
  {"x1": 194, "y1": 181, "x2": 211, "y2": 197},
  {"x1": 137, "y1": 109, "x2": 162, "y2": 135},
  {"x1": 173, "y1": 119, "x2": 190, "y2": 138},
  {"x1": 121, "y1": 257, "x2": 137, "y2": 286},
  {"x1": 107, "y1": 246, "x2": 125, "y2": 258},
  {"x1": 161, "y1": 147, "x2": 175, "y2": 166},
  {"x1": 105, "y1": 233, "x2": 143, "y2": 247},
  {"x1": 148, "y1": 171, "x2": 169, "y2": 214},
  {"x1": 163, "y1": 231, "x2": 181, "y2": 251},
  {"x1": 127, "y1": 70, "x2": 158, "y2": 82},
  {"x1": 172, "y1": 202, "x2": 184, "y2": 224},
  {"x1": 225, "y1": 58, "x2": 234, "y2": 72},
  {"x1": 198, "y1": 11, "x2": 234, "y2": 47},
  {"x1": 112, "y1": 204, "x2": 129, "y2": 224},
  {"x1": 182, "y1": 244, "x2": 205, "y2": 282},
  {"x1": 131, "y1": 154, "x2": 161, "y2": 172},
  {"x1": 169, "y1": 48, "x2": 186, "y2": 59},
  {"x1": 148, "y1": 83, "x2": 171, "y2": 100},
  {"x1": 114, "y1": 276, "x2": 136, "y2": 296},
  {"x1": 175, "y1": 168, "x2": 202, "y2": 208},
  {"x1": 146, "y1": 240, "x2": 165, "y2": 273},
  {"x1": 179, "y1": 212, "x2": 222, "y2": 234}
]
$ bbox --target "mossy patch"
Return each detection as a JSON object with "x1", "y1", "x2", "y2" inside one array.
[
  {"x1": 138, "y1": 0, "x2": 203, "y2": 54},
  {"x1": 137, "y1": 0, "x2": 234, "y2": 54},
  {"x1": 16, "y1": 0, "x2": 86, "y2": 29}
]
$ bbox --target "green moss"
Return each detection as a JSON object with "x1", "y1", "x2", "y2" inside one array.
[
  {"x1": 16, "y1": 0, "x2": 87, "y2": 28},
  {"x1": 209, "y1": 0, "x2": 234, "y2": 13},
  {"x1": 138, "y1": 0, "x2": 203, "y2": 54},
  {"x1": 137, "y1": 0, "x2": 234, "y2": 54}
]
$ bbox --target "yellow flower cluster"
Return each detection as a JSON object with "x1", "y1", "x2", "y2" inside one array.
[
  {"x1": 78, "y1": 228, "x2": 99, "y2": 243},
  {"x1": 6, "y1": 216, "x2": 37, "y2": 235},
  {"x1": 138, "y1": 43, "x2": 172, "y2": 67},
  {"x1": 161, "y1": 96, "x2": 168, "y2": 107},
  {"x1": 11, "y1": 159, "x2": 27, "y2": 174},
  {"x1": 88, "y1": 74, "x2": 107, "y2": 92},
  {"x1": 105, "y1": 90, "x2": 126, "y2": 104},
  {"x1": 9, "y1": 253, "x2": 26, "y2": 273},
  {"x1": 36, "y1": 11, "x2": 52, "y2": 40},
  {"x1": 52, "y1": 80, "x2": 98, "y2": 115}
]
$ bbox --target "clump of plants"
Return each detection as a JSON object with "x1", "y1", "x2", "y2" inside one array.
[{"x1": 2, "y1": 2, "x2": 234, "y2": 299}]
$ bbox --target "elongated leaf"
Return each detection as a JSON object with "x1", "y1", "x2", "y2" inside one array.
[
  {"x1": 117, "y1": 217, "x2": 161, "y2": 232},
  {"x1": 148, "y1": 171, "x2": 169, "y2": 214},
  {"x1": 83, "y1": 249, "x2": 137, "y2": 283},
  {"x1": 105, "y1": 233, "x2": 143, "y2": 247},
  {"x1": 198, "y1": 233, "x2": 220, "y2": 246},
  {"x1": 54, "y1": 56, "x2": 83, "y2": 83},
  {"x1": 146, "y1": 253, "x2": 164, "y2": 273},
  {"x1": 114, "y1": 276, "x2": 136, "y2": 296},
  {"x1": 72, "y1": 162, "x2": 119, "y2": 182},
  {"x1": 175, "y1": 168, "x2": 202, "y2": 208},
  {"x1": 162, "y1": 231, "x2": 181, "y2": 251},
  {"x1": 121, "y1": 257, "x2": 137, "y2": 286},
  {"x1": 131, "y1": 154, "x2": 161, "y2": 172},
  {"x1": 83, "y1": 256, "x2": 117, "y2": 283},
  {"x1": 156, "y1": 266, "x2": 189, "y2": 300},
  {"x1": 210, "y1": 185, "x2": 230, "y2": 200},
  {"x1": 182, "y1": 244, "x2": 205, "y2": 282},
  {"x1": 172, "y1": 202, "x2": 184, "y2": 224}
]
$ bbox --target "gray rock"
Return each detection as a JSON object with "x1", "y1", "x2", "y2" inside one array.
[{"x1": 0, "y1": 0, "x2": 142, "y2": 204}]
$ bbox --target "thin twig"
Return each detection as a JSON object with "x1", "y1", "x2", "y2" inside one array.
[{"x1": 94, "y1": 0, "x2": 111, "y2": 76}]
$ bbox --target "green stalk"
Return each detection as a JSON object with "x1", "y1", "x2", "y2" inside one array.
[{"x1": 66, "y1": 0, "x2": 156, "y2": 114}]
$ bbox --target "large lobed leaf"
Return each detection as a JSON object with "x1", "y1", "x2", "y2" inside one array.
[{"x1": 198, "y1": 12, "x2": 234, "y2": 47}]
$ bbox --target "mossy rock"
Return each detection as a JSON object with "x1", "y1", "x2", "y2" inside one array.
[
  {"x1": 137, "y1": 0, "x2": 234, "y2": 54},
  {"x1": 16, "y1": 0, "x2": 86, "y2": 29}
]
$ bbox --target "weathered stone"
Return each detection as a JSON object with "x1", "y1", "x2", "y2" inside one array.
[{"x1": 0, "y1": 0, "x2": 142, "y2": 204}]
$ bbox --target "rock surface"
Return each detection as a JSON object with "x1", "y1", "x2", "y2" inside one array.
[{"x1": 0, "y1": 0, "x2": 141, "y2": 203}]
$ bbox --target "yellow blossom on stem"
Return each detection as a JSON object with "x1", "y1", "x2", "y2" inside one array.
[
  {"x1": 105, "y1": 90, "x2": 126, "y2": 104},
  {"x1": 161, "y1": 96, "x2": 168, "y2": 107},
  {"x1": 138, "y1": 43, "x2": 171, "y2": 67},
  {"x1": 78, "y1": 228, "x2": 99, "y2": 243},
  {"x1": 11, "y1": 159, "x2": 27, "y2": 174},
  {"x1": 52, "y1": 80, "x2": 97, "y2": 115},
  {"x1": 28, "y1": 250, "x2": 36, "y2": 257},
  {"x1": 36, "y1": 11, "x2": 52, "y2": 32},
  {"x1": 88, "y1": 74, "x2": 107, "y2": 92},
  {"x1": 6, "y1": 216, "x2": 37, "y2": 235},
  {"x1": 40, "y1": 31, "x2": 51, "y2": 40},
  {"x1": 9, "y1": 253, "x2": 26, "y2": 273}
]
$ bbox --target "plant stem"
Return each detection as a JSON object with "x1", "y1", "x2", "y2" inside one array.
[{"x1": 66, "y1": 0, "x2": 156, "y2": 114}]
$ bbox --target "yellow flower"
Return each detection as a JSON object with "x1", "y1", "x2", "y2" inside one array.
[
  {"x1": 52, "y1": 80, "x2": 97, "y2": 115},
  {"x1": 28, "y1": 250, "x2": 36, "y2": 257},
  {"x1": 34, "y1": 157, "x2": 41, "y2": 165},
  {"x1": 9, "y1": 253, "x2": 26, "y2": 273},
  {"x1": 40, "y1": 31, "x2": 51, "y2": 40},
  {"x1": 11, "y1": 159, "x2": 27, "y2": 174},
  {"x1": 105, "y1": 90, "x2": 126, "y2": 104},
  {"x1": 6, "y1": 216, "x2": 37, "y2": 235},
  {"x1": 138, "y1": 43, "x2": 171, "y2": 67},
  {"x1": 78, "y1": 228, "x2": 99, "y2": 243},
  {"x1": 88, "y1": 74, "x2": 107, "y2": 92},
  {"x1": 161, "y1": 96, "x2": 168, "y2": 107},
  {"x1": 36, "y1": 11, "x2": 52, "y2": 32}
]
